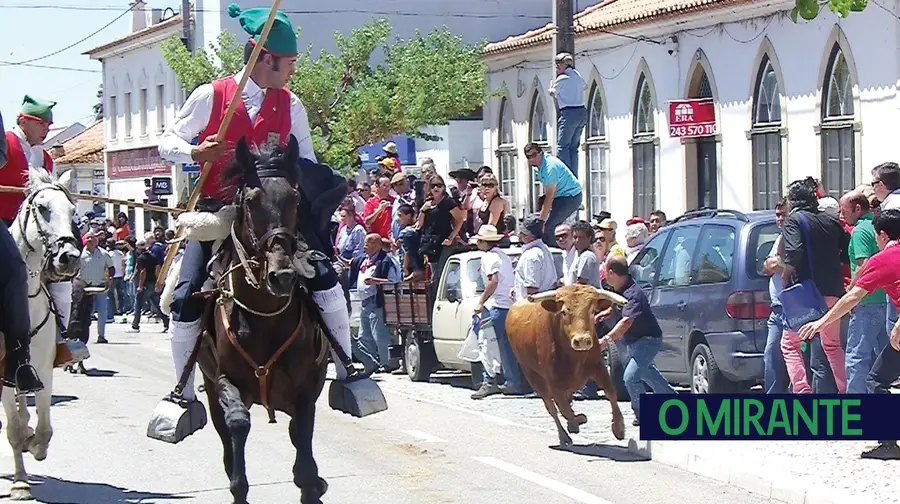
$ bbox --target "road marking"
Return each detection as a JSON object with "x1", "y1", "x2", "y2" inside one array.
[
  {"x1": 473, "y1": 456, "x2": 615, "y2": 504},
  {"x1": 403, "y1": 429, "x2": 446, "y2": 443}
]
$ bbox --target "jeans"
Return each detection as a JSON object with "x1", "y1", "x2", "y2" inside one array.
[
  {"x1": 764, "y1": 306, "x2": 789, "y2": 393},
  {"x1": 132, "y1": 286, "x2": 169, "y2": 330},
  {"x1": 845, "y1": 303, "x2": 889, "y2": 393},
  {"x1": 107, "y1": 277, "x2": 127, "y2": 316},
  {"x1": 542, "y1": 195, "x2": 583, "y2": 248},
  {"x1": 781, "y1": 296, "x2": 847, "y2": 393},
  {"x1": 354, "y1": 297, "x2": 390, "y2": 372},
  {"x1": 624, "y1": 336, "x2": 676, "y2": 414},
  {"x1": 867, "y1": 343, "x2": 900, "y2": 443},
  {"x1": 556, "y1": 106, "x2": 587, "y2": 178},
  {"x1": 92, "y1": 293, "x2": 108, "y2": 340},
  {"x1": 489, "y1": 306, "x2": 526, "y2": 389},
  {"x1": 123, "y1": 279, "x2": 136, "y2": 315},
  {"x1": 888, "y1": 303, "x2": 898, "y2": 334}
]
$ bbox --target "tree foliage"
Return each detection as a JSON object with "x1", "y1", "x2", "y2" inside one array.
[
  {"x1": 792, "y1": 0, "x2": 868, "y2": 22},
  {"x1": 161, "y1": 21, "x2": 489, "y2": 173}
]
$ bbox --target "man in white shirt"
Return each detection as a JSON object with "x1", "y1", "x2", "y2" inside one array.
[
  {"x1": 548, "y1": 52, "x2": 587, "y2": 177},
  {"x1": 470, "y1": 225, "x2": 518, "y2": 399},
  {"x1": 156, "y1": 5, "x2": 356, "y2": 428},
  {"x1": 871, "y1": 162, "x2": 900, "y2": 334},
  {"x1": 555, "y1": 223, "x2": 576, "y2": 287},
  {"x1": 515, "y1": 215, "x2": 559, "y2": 302},
  {"x1": 762, "y1": 198, "x2": 790, "y2": 393}
]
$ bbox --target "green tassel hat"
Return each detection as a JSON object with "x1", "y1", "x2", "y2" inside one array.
[
  {"x1": 20, "y1": 95, "x2": 56, "y2": 124},
  {"x1": 228, "y1": 3, "x2": 298, "y2": 57}
]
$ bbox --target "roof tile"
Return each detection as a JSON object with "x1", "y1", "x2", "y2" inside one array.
[{"x1": 52, "y1": 120, "x2": 105, "y2": 165}]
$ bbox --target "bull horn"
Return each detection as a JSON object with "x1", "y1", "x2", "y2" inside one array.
[
  {"x1": 594, "y1": 287, "x2": 628, "y2": 305},
  {"x1": 528, "y1": 290, "x2": 558, "y2": 302}
]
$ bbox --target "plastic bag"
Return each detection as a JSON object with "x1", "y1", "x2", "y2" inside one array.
[{"x1": 475, "y1": 314, "x2": 502, "y2": 378}]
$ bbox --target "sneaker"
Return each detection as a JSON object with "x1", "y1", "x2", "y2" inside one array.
[
  {"x1": 96, "y1": 337, "x2": 109, "y2": 344},
  {"x1": 498, "y1": 384, "x2": 529, "y2": 396},
  {"x1": 125, "y1": 327, "x2": 140, "y2": 333},
  {"x1": 471, "y1": 383, "x2": 500, "y2": 400},
  {"x1": 632, "y1": 417, "x2": 640, "y2": 427},
  {"x1": 861, "y1": 443, "x2": 900, "y2": 460}
]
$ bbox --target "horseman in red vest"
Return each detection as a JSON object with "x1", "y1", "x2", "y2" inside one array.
[
  {"x1": 1, "y1": 96, "x2": 56, "y2": 227},
  {"x1": 158, "y1": 4, "x2": 356, "y2": 433}
]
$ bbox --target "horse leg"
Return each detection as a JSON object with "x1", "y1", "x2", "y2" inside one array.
[
  {"x1": 204, "y1": 374, "x2": 234, "y2": 480},
  {"x1": 290, "y1": 396, "x2": 327, "y2": 504},
  {"x1": 26, "y1": 377, "x2": 53, "y2": 461},
  {"x1": 217, "y1": 376, "x2": 251, "y2": 504},
  {"x1": 2, "y1": 390, "x2": 32, "y2": 500},
  {"x1": 592, "y1": 365, "x2": 625, "y2": 440}
]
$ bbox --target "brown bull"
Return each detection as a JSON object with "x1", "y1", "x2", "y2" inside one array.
[{"x1": 506, "y1": 284, "x2": 627, "y2": 446}]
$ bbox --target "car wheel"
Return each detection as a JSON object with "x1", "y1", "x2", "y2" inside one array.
[
  {"x1": 404, "y1": 331, "x2": 436, "y2": 382},
  {"x1": 605, "y1": 342, "x2": 630, "y2": 402},
  {"x1": 690, "y1": 343, "x2": 735, "y2": 394}
]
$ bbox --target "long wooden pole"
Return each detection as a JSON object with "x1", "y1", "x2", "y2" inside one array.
[
  {"x1": 154, "y1": 0, "x2": 283, "y2": 289},
  {"x1": 0, "y1": 185, "x2": 180, "y2": 215}
]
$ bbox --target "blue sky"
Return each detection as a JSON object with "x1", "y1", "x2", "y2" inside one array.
[{"x1": 0, "y1": 0, "x2": 182, "y2": 129}]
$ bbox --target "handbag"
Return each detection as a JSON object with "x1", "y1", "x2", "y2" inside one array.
[{"x1": 777, "y1": 212, "x2": 828, "y2": 331}]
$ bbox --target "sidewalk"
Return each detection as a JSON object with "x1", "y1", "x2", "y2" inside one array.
[{"x1": 627, "y1": 436, "x2": 897, "y2": 504}]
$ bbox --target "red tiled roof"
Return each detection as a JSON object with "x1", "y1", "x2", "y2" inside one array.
[
  {"x1": 53, "y1": 121, "x2": 105, "y2": 165},
  {"x1": 484, "y1": 0, "x2": 751, "y2": 55}
]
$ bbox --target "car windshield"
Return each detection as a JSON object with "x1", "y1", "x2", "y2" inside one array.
[{"x1": 748, "y1": 222, "x2": 780, "y2": 278}]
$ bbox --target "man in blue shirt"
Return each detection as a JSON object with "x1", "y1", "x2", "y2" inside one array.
[
  {"x1": 524, "y1": 142, "x2": 583, "y2": 248},
  {"x1": 599, "y1": 255, "x2": 676, "y2": 426}
]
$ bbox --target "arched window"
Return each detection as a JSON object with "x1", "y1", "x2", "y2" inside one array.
[
  {"x1": 528, "y1": 91, "x2": 549, "y2": 212},
  {"x1": 632, "y1": 73, "x2": 656, "y2": 218},
  {"x1": 497, "y1": 97, "x2": 518, "y2": 218},
  {"x1": 821, "y1": 44, "x2": 855, "y2": 199},
  {"x1": 751, "y1": 55, "x2": 783, "y2": 210},
  {"x1": 585, "y1": 82, "x2": 608, "y2": 216}
]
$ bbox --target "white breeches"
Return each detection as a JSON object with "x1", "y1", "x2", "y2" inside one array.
[{"x1": 47, "y1": 281, "x2": 73, "y2": 331}]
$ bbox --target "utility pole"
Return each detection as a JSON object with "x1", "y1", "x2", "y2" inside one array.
[
  {"x1": 552, "y1": 0, "x2": 575, "y2": 58},
  {"x1": 181, "y1": 0, "x2": 192, "y2": 54}
]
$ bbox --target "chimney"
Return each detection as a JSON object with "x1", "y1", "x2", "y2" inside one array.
[
  {"x1": 131, "y1": 0, "x2": 147, "y2": 32},
  {"x1": 150, "y1": 8, "x2": 162, "y2": 25},
  {"x1": 50, "y1": 144, "x2": 65, "y2": 160}
]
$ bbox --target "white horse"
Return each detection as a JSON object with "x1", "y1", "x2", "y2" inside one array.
[{"x1": 4, "y1": 167, "x2": 80, "y2": 501}]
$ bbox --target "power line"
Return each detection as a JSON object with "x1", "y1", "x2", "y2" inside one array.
[
  {"x1": 0, "y1": 4, "x2": 135, "y2": 66},
  {"x1": 0, "y1": 62, "x2": 100, "y2": 73},
  {"x1": 0, "y1": 4, "x2": 550, "y2": 19}
]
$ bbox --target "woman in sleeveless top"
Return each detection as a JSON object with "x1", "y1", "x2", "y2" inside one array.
[{"x1": 476, "y1": 174, "x2": 512, "y2": 248}]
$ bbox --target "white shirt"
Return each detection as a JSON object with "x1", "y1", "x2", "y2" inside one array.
[
  {"x1": 158, "y1": 67, "x2": 317, "y2": 165},
  {"x1": 481, "y1": 247, "x2": 515, "y2": 309},
  {"x1": 514, "y1": 240, "x2": 558, "y2": 301},
  {"x1": 561, "y1": 247, "x2": 577, "y2": 286},
  {"x1": 881, "y1": 190, "x2": 900, "y2": 211},
  {"x1": 108, "y1": 248, "x2": 126, "y2": 278},
  {"x1": 9, "y1": 126, "x2": 48, "y2": 171},
  {"x1": 549, "y1": 67, "x2": 587, "y2": 109}
]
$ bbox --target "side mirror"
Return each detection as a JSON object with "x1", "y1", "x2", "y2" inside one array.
[{"x1": 446, "y1": 290, "x2": 460, "y2": 303}]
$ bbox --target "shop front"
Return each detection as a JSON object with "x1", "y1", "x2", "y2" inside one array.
[{"x1": 107, "y1": 146, "x2": 180, "y2": 234}]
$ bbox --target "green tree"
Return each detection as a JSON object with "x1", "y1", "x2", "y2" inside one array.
[
  {"x1": 93, "y1": 84, "x2": 103, "y2": 121},
  {"x1": 161, "y1": 21, "x2": 489, "y2": 174},
  {"x1": 792, "y1": 0, "x2": 868, "y2": 21}
]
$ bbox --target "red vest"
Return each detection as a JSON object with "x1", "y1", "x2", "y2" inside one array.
[
  {"x1": 0, "y1": 132, "x2": 52, "y2": 222},
  {"x1": 198, "y1": 76, "x2": 292, "y2": 203}
]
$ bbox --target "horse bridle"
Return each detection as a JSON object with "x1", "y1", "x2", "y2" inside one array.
[
  {"x1": 19, "y1": 184, "x2": 79, "y2": 285},
  {"x1": 229, "y1": 168, "x2": 300, "y2": 291}
]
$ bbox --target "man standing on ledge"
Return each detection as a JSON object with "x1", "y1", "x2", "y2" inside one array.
[
  {"x1": 158, "y1": 4, "x2": 354, "y2": 423},
  {"x1": 523, "y1": 142, "x2": 583, "y2": 248}
]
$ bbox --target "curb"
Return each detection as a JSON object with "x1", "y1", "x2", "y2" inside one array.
[{"x1": 625, "y1": 438, "x2": 881, "y2": 504}]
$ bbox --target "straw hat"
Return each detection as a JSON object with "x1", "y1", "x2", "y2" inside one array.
[
  {"x1": 383, "y1": 142, "x2": 398, "y2": 154},
  {"x1": 470, "y1": 224, "x2": 505, "y2": 244}
]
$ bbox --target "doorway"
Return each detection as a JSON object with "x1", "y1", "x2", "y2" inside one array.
[{"x1": 697, "y1": 138, "x2": 717, "y2": 209}]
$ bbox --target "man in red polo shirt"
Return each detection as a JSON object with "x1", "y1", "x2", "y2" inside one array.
[
  {"x1": 158, "y1": 4, "x2": 359, "y2": 435},
  {"x1": 800, "y1": 209, "x2": 900, "y2": 460},
  {"x1": 363, "y1": 174, "x2": 394, "y2": 239}
]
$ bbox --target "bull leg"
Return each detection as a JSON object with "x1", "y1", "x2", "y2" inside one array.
[
  {"x1": 593, "y1": 366, "x2": 625, "y2": 441},
  {"x1": 552, "y1": 393, "x2": 588, "y2": 434},
  {"x1": 290, "y1": 394, "x2": 327, "y2": 504},
  {"x1": 217, "y1": 375, "x2": 251, "y2": 504},
  {"x1": 523, "y1": 369, "x2": 572, "y2": 447}
]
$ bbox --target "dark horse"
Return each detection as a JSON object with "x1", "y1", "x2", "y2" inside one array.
[{"x1": 197, "y1": 135, "x2": 330, "y2": 504}]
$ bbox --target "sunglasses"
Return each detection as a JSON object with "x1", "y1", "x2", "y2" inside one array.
[
  {"x1": 431, "y1": 184, "x2": 444, "y2": 189},
  {"x1": 555, "y1": 233, "x2": 569, "y2": 240},
  {"x1": 595, "y1": 237, "x2": 607, "y2": 243}
]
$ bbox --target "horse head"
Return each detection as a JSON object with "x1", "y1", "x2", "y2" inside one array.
[
  {"x1": 16, "y1": 167, "x2": 80, "y2": 280},
  {"x1": 225, "y1": 135, "x2": 302, "y2": 298}
]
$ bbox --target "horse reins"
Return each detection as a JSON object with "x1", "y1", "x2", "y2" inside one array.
[{"x1": 215, "y1": 167, "x2": 327, "y2": 423}]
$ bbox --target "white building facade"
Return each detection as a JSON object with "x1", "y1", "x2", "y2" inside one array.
[
  {"x1": 482, "y1": 0, "x2": 900, "y2": 222},
  {"x1": 85, "y1": 3, "x2": 190, "y2": 234}
]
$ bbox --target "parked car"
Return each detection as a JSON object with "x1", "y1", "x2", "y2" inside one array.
[
  {"x1": 383, "y1": 246, "x2": 564, "y2": 385},
  {"x1": 625, "y1": 208, "x2": 778, "y2": 394}
]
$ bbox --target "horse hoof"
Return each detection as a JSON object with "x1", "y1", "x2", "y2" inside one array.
[
  {"x1": 300, "y1": 477, "x2": 328, "y2": 504},
  {"x1": 9, "y1": 481, "x2": 33, "y2": 501},
  {"x1": 566, "y1": 422, "x2": 581, "y2": 434},
  {"x1": 574, "y1": 413, "x2": 588, "y2": 425}
]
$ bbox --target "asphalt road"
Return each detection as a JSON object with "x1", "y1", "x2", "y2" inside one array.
[{"x1": 0, "y1": 321, "x2": 786, "y2": 504}]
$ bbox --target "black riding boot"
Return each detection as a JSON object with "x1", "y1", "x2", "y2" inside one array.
[{"x1": 3, "y1": 335, "x2": 44, "y2": 393}]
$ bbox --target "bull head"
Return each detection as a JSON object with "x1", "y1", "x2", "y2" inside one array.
[{"x1": 531, "y1": 285, "x2": 627, "y2": 352}]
